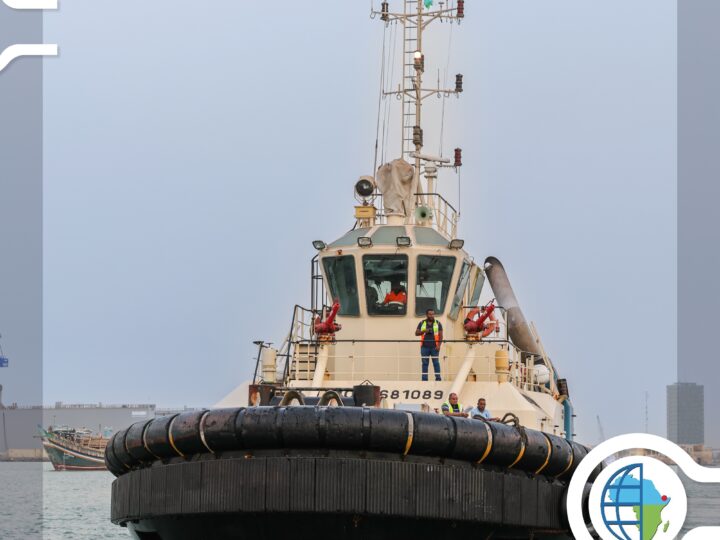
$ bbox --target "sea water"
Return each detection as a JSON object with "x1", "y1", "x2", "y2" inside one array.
[
  {"x1": 0, "y1": 462, "x2": 718, "y2": 539},
  {"x1": 1, "y1": 462, "x2": 125, "y2": 539}
]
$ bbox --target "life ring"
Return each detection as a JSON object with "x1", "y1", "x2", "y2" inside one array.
[
  {"x1": 481, "y1": 310, "x2": 497, "y2": 337},
  {"x1": 464, "y1": 305, "x2": 497, "y2": 337}
]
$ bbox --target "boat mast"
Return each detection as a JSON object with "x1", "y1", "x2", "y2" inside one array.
[{"x1": 374, "y1": 0, "x2": 464, "y2": 207}]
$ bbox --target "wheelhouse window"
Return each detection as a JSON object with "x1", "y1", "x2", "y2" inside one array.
[
  {"x1": 448, "y1": 260, "x2": 472, "y2": 320},
  {"x1": 469, "y1": 266, "x2": 485, "y2": 307},
  {"x1": 322, "y1": 256, "x2": 360, "y2": 316},
  {"x1": 363, "y1": 255, "x2": 408, "y2": 315},
  {"x1": 415, "y1": 255, "x2": 456, "y2": 315}
]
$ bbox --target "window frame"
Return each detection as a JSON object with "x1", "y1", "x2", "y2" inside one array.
[
  {"x1": 448, "y1": 259, "x2": 472, "y2": 320},
  {"x1": 321, "y1": 255, "x2": 360, "y2": 316},
  {"x1": 361, "y1": 253, "x2": 410, "y2": 316},
  {"x1": 415, "y1": 254, "x2": 457, "y2": 316},
  {"x1": 468, "y1": 266, "x2": 485, "y2": 307}
]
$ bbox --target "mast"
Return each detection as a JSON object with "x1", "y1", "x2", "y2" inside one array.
[{"x1": 373, "y1": 0, "x2": 465, "y2": 213}]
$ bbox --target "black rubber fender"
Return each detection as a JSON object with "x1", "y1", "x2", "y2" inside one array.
[
  {"x1": 111, "y1": 427, "x2": 136, "y2": 470},
  {"x1": 544, "y1": 433, "x2": 574, "y2": 477},
  {"x1": 448, "y1": 417, "x2": 492, "y2": 462},
  {"x1": 104, "y1": 432, "x2": 127, "y2": 476},
  {"x1": 514, "y1": 428, "x2": 552, "y2": 474},
  {"x1": 143, "y1": 414, "x2": 180, "y2": 459},
  {"x1": 484, "y1": 421, "x2": 524, "y2": 467},
  {"x1": 124, "y1": 419, "x2": 154, "y2": 465},
  {"x1": 409, "y1": 412, "x2": 454, "y2": 457},
  {"x1": 200, "y1": 407, "x2": 244, "y2": 452},
  {"x1": 169, "y1": 410, "x2": 209, "y2": 456},
  {"x1": 106, "y1": 406, "x2": 592, "y2": 483},
  {"x1": 367, "y1": 409, "x2": 410, "y2": 453},
  {"x1": 237, "y1": 406, "x2": 283, "y2": 449},
  {"x1": 279, "y1": 406, "x2": 323, "y2": 448},
  {"x1": 322, "y1": 406, "x2": 367, "y2": 449},
  {"x1": 558, "y1": 441, "x2": 589, "y2": 480}
]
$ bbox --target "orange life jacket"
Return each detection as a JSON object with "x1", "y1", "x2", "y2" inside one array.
[{"x1": 384, "y1": 290, "x2": 407, "y2": 304}]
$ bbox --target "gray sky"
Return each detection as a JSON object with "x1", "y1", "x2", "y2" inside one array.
[{"x1": 37, "y1": 1, "x2": 676, "y2": 444}]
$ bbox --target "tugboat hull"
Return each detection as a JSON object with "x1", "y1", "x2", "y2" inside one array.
[
  {"x1": 112, "y1": 452, "x2": 573, "y2": 540},
  {"x1": 108, "y1": 407, "x2": 596, "y2": 539}
]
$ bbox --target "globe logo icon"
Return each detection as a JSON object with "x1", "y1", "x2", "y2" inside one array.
[{"x1": 590, "y1": 456, "x2": 687, "y2": 540}]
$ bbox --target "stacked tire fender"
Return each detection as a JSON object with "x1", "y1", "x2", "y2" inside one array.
[{"x1": 106, "y1": 406, "x2": 598, "y2": 482}]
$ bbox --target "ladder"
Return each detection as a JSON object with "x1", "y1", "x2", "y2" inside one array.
[{"x1": 401, "y1": 0, "x2": 421, "y2": 159}]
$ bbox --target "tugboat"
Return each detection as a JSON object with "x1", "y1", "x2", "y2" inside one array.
[
  {"x1": 41, "y1": 427, "x2": 108, "y2": 471},
  {"x1": 107, "y1": 2, "x2": 597, "y2": 538}
]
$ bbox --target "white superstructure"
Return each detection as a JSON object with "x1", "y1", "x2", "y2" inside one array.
[{"x1": 220, "y1": 0, "x2": 575, "y2": 442}]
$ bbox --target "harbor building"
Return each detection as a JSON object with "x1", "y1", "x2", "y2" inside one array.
[
  {"x1": 667, "y1": 382, "x2": 704, "y2": 445},
  {"x1": 0, "y1": 384, "x2": 190, "y2": 460}
]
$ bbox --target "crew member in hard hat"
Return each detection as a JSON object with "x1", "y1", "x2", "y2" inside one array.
[
  {"x1": 415, "y1": 308, "x2": 442, "y2": 381},
  {"x1": 383, "y1": 280, "x2": 407, "y2": 305},
  {"x1": 441, "y1": 393, "x2": 467, "y2": 417},
  {"x1": 468, "y1": 398, "x2": 500, "y2": 421}
]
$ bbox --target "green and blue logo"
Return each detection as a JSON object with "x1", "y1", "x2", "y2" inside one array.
[{"x1": 591, "y1": 456, "x2": 686, "y2": 540}]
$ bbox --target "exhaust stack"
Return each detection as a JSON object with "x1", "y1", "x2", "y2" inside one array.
[{"x1": 483, "y1": 257, "x2": 543, "y2": 362}]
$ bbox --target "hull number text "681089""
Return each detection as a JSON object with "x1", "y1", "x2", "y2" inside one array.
[{"x1": 380, "y1": 389, "x2": 444, "y2": 401}]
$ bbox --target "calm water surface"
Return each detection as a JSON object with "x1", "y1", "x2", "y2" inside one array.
[
  {"x1": 0, "y1": 462, "x2": 718, "y2": 538},
  {"x1": 0, "y1": 462, "x2": 127, "y2": 539},
  {"x1": 42, "y1": 462, "x2": 128, "y2": 540}
]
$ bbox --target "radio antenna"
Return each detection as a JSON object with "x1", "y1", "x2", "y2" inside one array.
[{"x1": 373, "y1": 0, "x2": 465, "y2": 207}]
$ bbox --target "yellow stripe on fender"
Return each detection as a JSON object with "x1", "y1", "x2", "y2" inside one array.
[
  {"x1": 143, "y1": 427, "x2": 161, "y2": 460},
  {"x1": 557, "y1": 449, "x2": 575, "y2": 478},
  {"x1": 403, "y1": 412, "x2": 414, "y2": 456},
  {"x1": 198, "y1": 411, "x2": 214, "y2": 454},
  {"x1": 477, "y1": 421, "x2": 493, "y2": 463},
  {"x1": 167, "y1": 416, "x2": 185, "y2": 458},
  {"x1": 508, "y1": 439, "x2": 526, "y2": 469},
  {"x1": 534, "y1": 434, "x2": 553, "y2": 475}
]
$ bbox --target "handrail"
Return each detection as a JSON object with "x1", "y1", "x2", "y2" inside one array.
[
  {"x1": 278, "y1": 304, "x2": 317, "y2": 383},
  {"x1": 414, "y1": 192, "x2": 458, "y2": 215},
  {"x1": 285, "y1": 344, "x2": 554, "y2": 395},
  {"x1": 362, "y1": 192, "x2": 459, "y2": 238},
  {"x1": 275, "y1": 306, "x2": 553, "y2": 396}
]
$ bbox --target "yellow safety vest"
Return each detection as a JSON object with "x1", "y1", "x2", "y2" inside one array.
[
  {"x1": 420, "y1": 320, "x2": 441, "y2": 348},
  {"x1": 442, "y1": 402, "x2": 463, "y2": 414}
]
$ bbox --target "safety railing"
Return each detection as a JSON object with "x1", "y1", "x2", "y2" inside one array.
[
  {"x1": 414, "y1": 193, "x2": 458, "y2": 239},
  {"x1": 290, "y1": 354, "x2": 495, "y2": 382},
  {"x1": 361, "y1": 192, "x2": 459, "y2": 239},
  {"x1": 508, "y1": 360, "x2": 555, "y2": 395},
  {"x1": 253, "y1": 304, "x2": 316, "y2": 384},
  {"x1": 285, "y1": 338, "x2": 555, "y2": 397}
]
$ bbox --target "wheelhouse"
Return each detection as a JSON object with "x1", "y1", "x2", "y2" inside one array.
[{"x1": 318, "y1": 225, "x2": 482, "y2": 323}]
